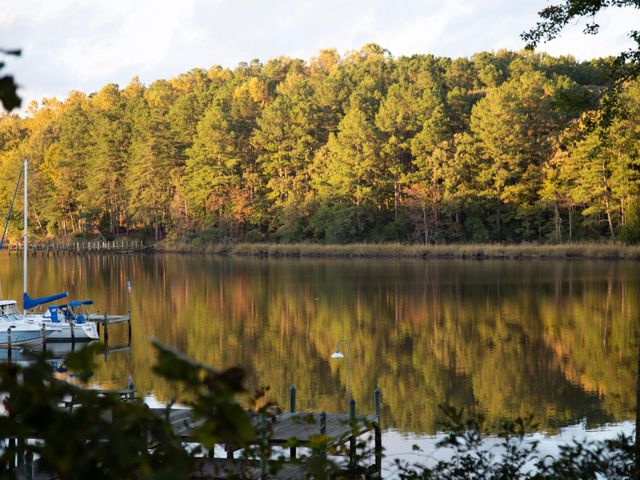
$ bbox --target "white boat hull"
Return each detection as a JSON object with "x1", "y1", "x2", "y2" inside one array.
[
  {"x1": 22, "y1": 312, "x2": 99, "y2": 342},
  {"x1": 43, "y1": 322, "x2": 99, "y2": 342},
  {"x1": 0, "y1": 322, "x2": 60, "y2": 346},
  {"x1": 0, "y1": 330, "x2": 42, "y2": 345}
]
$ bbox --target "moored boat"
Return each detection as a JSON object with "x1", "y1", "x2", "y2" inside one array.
[
  {"x1": 0, "y1": 300, "x2": 61, "y2": 345},
  {"x1": 37, "y1": 300, "x2": 99, "y2": 342},
  {"x1": 17, "y1": 158, "x2": 100, "y2": 342}
]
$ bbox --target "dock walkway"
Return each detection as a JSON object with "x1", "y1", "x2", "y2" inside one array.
[
  {"x1": 14, "y1": 408, "x2": 381, "y2": 480},
  {"x1": 155, "y1": 408, "x2": 378, "y2": 445},
  {"x1": 7, "y1": 240, "x2": 150, "y2": 255}
]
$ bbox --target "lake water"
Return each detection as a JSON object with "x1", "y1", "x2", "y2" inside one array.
[{"x1": 1, "y1": 253, "x2": 638, "y2": 448}]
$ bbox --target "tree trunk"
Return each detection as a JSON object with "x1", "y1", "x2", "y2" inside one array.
[
  {"x1": 394, "y1": 177, "x2": 399, "y2": 222},
  {"x1": 422, "y1": 203, "x2": 428, "y2": 245},
  {"x1": 554, "y1": 202, "x2": 560, "y2": 243},
  {"x1": 605, "y1": 196, "x2": 616, "y2": 239},
  {"x1": 433, "y1": 202, "x2": 439, "y2": 244},
  {"x1": 568, "y1": 206, "x2": 573, "y2": 241}
]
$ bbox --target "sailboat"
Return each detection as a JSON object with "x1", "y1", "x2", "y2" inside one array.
[
  {"x1": 0, "y1": 300, "x2": 61, "y2": 345},
  {"x1": 19, "y1": 158, "x2": 100, "y2": 342},
  {"x1": 0, "y1": 163, "x2": 62, "y2": 346}
]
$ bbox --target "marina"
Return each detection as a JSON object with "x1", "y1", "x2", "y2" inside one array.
[{"x1": 0, "y1": 159, "x2": 129, "y2": 346}]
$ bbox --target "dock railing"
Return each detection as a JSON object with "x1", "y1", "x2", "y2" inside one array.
[{"x1": 7, "y1": 240, "x2": 150, "y2": 255}]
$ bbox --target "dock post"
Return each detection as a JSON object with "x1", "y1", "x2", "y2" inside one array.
[
  {"x1": 41, "y1": 323, "x2": 47, "y2": 351},
  {"x1": 24, "y1": 450, "x2": 34, "y2": 480},
  {"x1": 128, "y1": 378, "x2": 135, "y2": 401},
  {"x1": 259, "y1": 415, "x2": 268, "y2": 480},
  {"x1": 127, "y1": 310, "x2": 132, "y2": 343},
  {"x1": 349, "y1": 400, "x2": 356, "y2": 470},
  {"x1": 289, "y1": 385, "x2": 296, "y2": 413},
  {"x1": 374, "y1": 387, "x2": 381, "y2": 421},
  {"x1": 320, "y1": 411, "x2": 327, "y2": 462},
  {"x1": 104, "y1": 313, "x2": 109, "y2": 346},
  {"x1": 17, "y1": 437, "x2": 24, "y2": 468},
  {"x1": 374, "y1": 388, "x2": 382, "y2": 476},
  {"x1": 375, "y1": 424, "x2": 382, "y2": 475},
  {"x1": 7, "y1": 328, "x2": 12, "y2": 364},
  {"x1": 69, "y1": 320, "x2": 75, "y2": 344},
  {"x1": 320, "y1": 411, "x2": 326, "y2": 434},
  {"x1": 289, "y1": 385, "x2": 297, "y2": 459}
]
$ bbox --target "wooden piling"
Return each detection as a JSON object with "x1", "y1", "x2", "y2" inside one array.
[
  {"x1": 289, "y1": 385, "x2": 296, "y2": 413},
  {"x1": 320, "y1": 411, "x2": 327, "y2": 463},
  {"x1": 349, "y1": 399, "x2": 356, "y2": 470},
  {"x1": 260, "y1": 415, "x2": 268, "y2": 480},
  {"x1": 128, "y1": 378, "x2": 135, "y2": 401},
  {"x1": 104, "y1": 312, "x2": 109, "y2": 345},
  {"x1": 41, "y1": 323, "x2": 47, "y2": 352},
  {"x1": 17, "y1": 438, "x2": 25, "y2": 468},
  {"x1": 289, "y1": 385, "x2": 297, "y2": 459},
  {"x1": 7, "y1": 328, "x2": 12, "y2": 364}
]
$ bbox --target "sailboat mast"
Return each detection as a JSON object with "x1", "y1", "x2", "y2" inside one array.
[{"x1": 23, "y1": 157, "x2": 27, "y2": 314}]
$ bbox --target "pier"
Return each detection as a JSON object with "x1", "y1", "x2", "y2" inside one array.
[
  {"x1": 7, "y1": 240, "x2": 151, "y2": 255},
  {"x1": 91, "y1": 313, "x2": 132, "y2": 345},
  {"x1": 9, "y1": 385, "x2": 383, "y2": 479}
]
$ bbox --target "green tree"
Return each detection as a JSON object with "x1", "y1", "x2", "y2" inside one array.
[
  {"x1": 470, "y1": 70, "x2": 585, "y2": 239},
  {"x1": 126, "y1": 80, "x2": 177, "y2": 240},
  {"x1": 252, "y1": 72, "x2": 321, "y2": 239},
  {"x1": 82, "y1": 83, "x2": 130, "y2": 236},
  {"x1": 312, "y1": 105, "x2": 382, "y2": 239}
]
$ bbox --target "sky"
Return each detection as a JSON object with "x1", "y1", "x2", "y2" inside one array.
[{"x1": 1, "y1": 0, "x2": 640, "y2": 110}]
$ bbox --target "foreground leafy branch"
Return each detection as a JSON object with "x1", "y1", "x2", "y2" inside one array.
[
  {"x1": 1, "y1": 344, "x2": 638, "y2": 479},
  {"x1": 394, "y1": 405, "x2": 635, "y2": 480}
]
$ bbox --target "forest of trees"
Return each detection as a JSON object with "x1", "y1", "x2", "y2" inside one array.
[{"x1": 1, "y1": 45, "x2": 639, "y2": 244}]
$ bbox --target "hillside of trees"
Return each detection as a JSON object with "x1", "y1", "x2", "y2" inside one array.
[{"x1": 1, "y1": 44, "x2": 639, "y2": 244}]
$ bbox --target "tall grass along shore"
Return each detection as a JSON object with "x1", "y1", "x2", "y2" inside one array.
[{"x1": 155, "y1": 242, "x2": 640, "y2": 260}]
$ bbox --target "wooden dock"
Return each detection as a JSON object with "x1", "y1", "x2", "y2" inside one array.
[
  {"x1": 157, "y1": 408, "x2": 379, "y2": 447},
  {"x1": 12, "y1": 407, "x2": 382, "y2": 480},
  {"x1": 11, "y1": 387, "x2": 383, "y2": 480},
  {"x1": 141, "y1": 408, "x2": 381, "y2": 479},
  {"x1": 92, "y1": 312, "x2": 132, "y2": 345},
  {"x1": 7, "y1": 240, "x2": 151, "y2": 255}
]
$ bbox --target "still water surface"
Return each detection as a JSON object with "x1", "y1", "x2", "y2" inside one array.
[{"x1": 0, "y1": 253, "x2": 638, "y2": 438}]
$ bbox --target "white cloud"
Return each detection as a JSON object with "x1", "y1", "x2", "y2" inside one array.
[
  {"x1": 1, "y1": 0, "x2": 639, "y2": 111},
  {"x1": 542, "y1": 7, "x2": 640, "y2": 59}
]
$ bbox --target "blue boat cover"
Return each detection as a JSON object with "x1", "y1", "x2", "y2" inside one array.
[
  {"x1": 68, "y1": 300, "x2": 93, "y2": 307},
  {"x1": 47, "y1": 305, "x2": 60, "y2": 323},
  {"x1": 24, "y1": 291, "x2": 68, "y2": 310}
]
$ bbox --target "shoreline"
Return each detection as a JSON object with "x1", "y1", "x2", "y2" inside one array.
[{"x1": 153, "y1": 241, "x2": 640, "y2": 260}]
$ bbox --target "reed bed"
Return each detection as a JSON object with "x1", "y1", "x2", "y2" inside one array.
[{"x1": 156, "y1": 241, "x2": 640, "y2": 260}]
